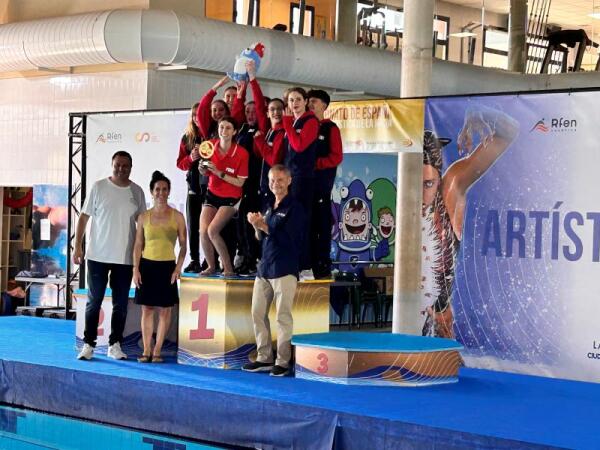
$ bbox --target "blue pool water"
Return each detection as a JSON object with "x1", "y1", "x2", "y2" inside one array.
[{"x1": 0, "y1": 404, "x2": 224, "y2": 450}]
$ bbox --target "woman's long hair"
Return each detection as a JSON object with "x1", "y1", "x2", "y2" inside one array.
[
  {"x1": 423, "y1": 130, "x2": 458, "y2": 314},
  {"x1": 184, "y1": 103, "x2": 200, "y2": 150}
]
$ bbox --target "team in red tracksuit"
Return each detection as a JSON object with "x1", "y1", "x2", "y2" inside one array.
[
  {"x1": 229, "y1": 79, "x2": 263, "y2": 274},
  {"x1": 176, "y1": 103, "x2": 207, "y2": 273},
  {"x1": 282, "y1": 88, "x2": 320, "y2": 271},
  {"x1": 307, "y1": 90, "x2": 343, "y2": 278},
  {"x1": 197, "y1": 119, "x2": 249, "y2": 277},
  {"x1": 248, "y1": 76, "x2": 287, "y2": 212},
  {"x1": 194, "y1": 77, "x2": 245, "y2": 269},
  {"x1": 196, "y1": 76, "x2": 246, "y2": 139}
]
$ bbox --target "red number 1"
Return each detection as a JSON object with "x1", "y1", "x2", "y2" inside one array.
[{"x1": 189, "y1": 293, "x2": 214, "y2": 340}]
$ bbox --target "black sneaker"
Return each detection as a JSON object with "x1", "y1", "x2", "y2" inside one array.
[
  {"x1": 184, "y1": 260, "x2": 201, "y2": 273},
  {"x1": 313, "y1": 270, "x2": 333, "y2": 280},
  {"x1": 270, "y1": 365, "x2": 290, "y2": 377},
  {"x1": 242, "y1": 361, "x2": 274, "y2": 372},
  {"x1": 236, "y1": 262, "x2": 257, "y2": 277}
]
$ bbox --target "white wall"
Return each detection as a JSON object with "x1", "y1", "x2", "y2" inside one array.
[
  {"x1": 0, "y1": 67, "x2": 325, "y2": 189},
  {"x1": 0, "y1": 70, "x2": 148, "y2": 187}
]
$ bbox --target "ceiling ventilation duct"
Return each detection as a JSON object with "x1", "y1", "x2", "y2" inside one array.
[{"x1": 0, "y1": 9, "x2": 599, "y2": 96}]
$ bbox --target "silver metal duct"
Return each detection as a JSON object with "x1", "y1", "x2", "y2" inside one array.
[{"x1": 1, "y1": 9, "x2": 599, "y2": 96}]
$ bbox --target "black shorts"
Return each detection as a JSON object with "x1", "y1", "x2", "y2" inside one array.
[{"x1": 204, "y1": 190, "x2": 240, "y2": 209}]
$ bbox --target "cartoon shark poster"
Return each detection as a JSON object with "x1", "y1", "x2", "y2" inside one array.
[{"x1": 332, "y1": 154, "x2": 397, "y2": 272}]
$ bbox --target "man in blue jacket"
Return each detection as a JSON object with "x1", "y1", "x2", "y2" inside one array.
[{"x1": 242, "y1": 164, "x2": 306, "y2": 376}]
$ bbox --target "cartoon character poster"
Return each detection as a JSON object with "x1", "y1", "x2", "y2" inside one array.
[{"x1": 331, "y1": 154, "x2": 397, "y2": 272}]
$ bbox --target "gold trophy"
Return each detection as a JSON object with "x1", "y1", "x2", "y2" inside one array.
[{"x1": 198, "y1": 140, "x2": 215, "y2": 169}]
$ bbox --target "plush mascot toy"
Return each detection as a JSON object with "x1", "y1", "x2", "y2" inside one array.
[{"x1": 227, "y1": 42, "x2": 265, "y2": 82}]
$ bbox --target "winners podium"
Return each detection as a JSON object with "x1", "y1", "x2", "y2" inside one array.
[
  {"x1": 177, "y1": 275, "x2": 330, "y2": 369},
  {"x1": 74, "y1": 289, "x2": 178, "y2": 357}
]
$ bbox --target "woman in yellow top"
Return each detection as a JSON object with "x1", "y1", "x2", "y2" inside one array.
[{"x1": 133, "y1": 171, "x2": 187, "y2": 363}]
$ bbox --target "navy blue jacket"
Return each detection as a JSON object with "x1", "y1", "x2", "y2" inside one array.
[
  {"x1": 257, "y1": 194, "x2": 306, "y2": 279},
  {"x1": 283, "y1": 113, "x2": 319, "y2": 178}
]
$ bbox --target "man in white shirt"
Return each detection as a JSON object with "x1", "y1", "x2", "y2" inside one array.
[{"x1": 74, "y1": 151, "x2": 146, "y2": 360}]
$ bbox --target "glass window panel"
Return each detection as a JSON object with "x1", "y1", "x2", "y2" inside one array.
[
  {"x1": 433, "y1": 19, "x2": 447, "y2": 40},
  {"x1": 292, "y1": 6, "x2": 313, "y2": 36},
  {"x1": 235, "y1": 0, "x2": 245, "y2": 24},
  {"x1": 234, "y1": 0, "x2": 258, "y2": 25},
  {"x1": 483, "y1": 52, "x2": 508, "y2": 70},
  {"x1": 486, "y1": 29, "x2": 508, "y2": 53},
  {"x1": 357, "y1": 6, "x2": 403, "y2": 32},
  {"x1": 435, "y1": 44, "x2": 447, "y2": 59}
]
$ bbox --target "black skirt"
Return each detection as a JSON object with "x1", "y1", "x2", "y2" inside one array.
[{"x1": 135, "y1": 258, "x2": 179, "y2": 307}]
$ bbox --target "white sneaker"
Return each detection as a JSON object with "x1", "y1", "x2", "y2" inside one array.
[
  {"x1": 77, "y1": 344, "x2": 94, "y2": 360},
  {"x1": 107, "y1": 342, "x2": 128, "y2": 360},
  {"x1": 299, "y1": 269, "x2": 314, "y2": 281}
]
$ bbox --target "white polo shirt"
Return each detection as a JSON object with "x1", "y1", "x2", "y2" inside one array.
[{"x1": 82, "y1": 177, "x2": 146, "y2": 265}]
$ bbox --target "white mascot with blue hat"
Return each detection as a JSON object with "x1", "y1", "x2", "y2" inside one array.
[{"x1": 228, "y1": 42, "x2": 265, "y2": 82}]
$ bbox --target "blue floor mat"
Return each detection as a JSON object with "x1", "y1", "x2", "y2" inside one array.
[{"x1": 0, "y1": 316, "x2": 598, "y2": 449}]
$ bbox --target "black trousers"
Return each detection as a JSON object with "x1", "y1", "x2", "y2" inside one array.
[
  {"x1": 310, "y1": 170, "x2": 336, "y2": 276},
  {"x1": 84, "y1": 260, "x2": 133, "y2": 346},
  {"x1": 236, "y1": 188, "x2": 262, "y2": 265},
  {"x1": 290, "y1": 175, "x2": 315, "y2": 271},
  {"x1": 186, "y1": 186, "x2": 207, "y2": 262}
]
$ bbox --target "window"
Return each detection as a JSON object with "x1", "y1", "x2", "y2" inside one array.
[
  {"x1": 527, "y1": 40, "x2": 565, "y2": 73},
  {"x1": 483, "y1": 27, "x2": 508, "y2": 69},
  {"x1": 483, "y1": 26, "x2": 567, "y2": 72},
  {"x1": 290, "y1": 3, "x2": 315, "y2": 37},
  {"x1": 357, "y1": 2, "x2": 449, "y2": 59},
  {"x1": 233, "y1": 0, "x2": 259, "y2": 26},
  {"x1": 434, "y1": 16, "x2": 449, "y2": 60}
]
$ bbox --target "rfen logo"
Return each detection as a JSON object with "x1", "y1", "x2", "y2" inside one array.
[
  {"x1": 530, "y1": 117, "x2": 577, "y2": 133},
  {"x1": 96, "y1": 132, "x2": 122, "y2": 143},
  {"x1": 529, "y1": 119, "x2": 549, "y2": 133}
]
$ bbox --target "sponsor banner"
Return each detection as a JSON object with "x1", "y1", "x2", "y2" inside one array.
[
  {"x1": 327, "y1": 99, "x2": 424, "y2": 153},
  {"x1": 422, "y1": 92, "x2": 600, "y2": 383},
  {"x1": 86, "y1": 112, "x2": 190, "y2": 269},
  {"x1": 87, "y1": 112, "x2": 189, "y2": 215}
]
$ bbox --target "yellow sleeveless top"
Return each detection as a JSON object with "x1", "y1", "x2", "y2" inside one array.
[{"x1": 141, "y1": 208, "x2": 178, "y2": 261}]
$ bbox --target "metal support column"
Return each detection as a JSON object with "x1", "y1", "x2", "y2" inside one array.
[
  {"x1": 67, "y1": 113, "x2": 87, "y2": 318},
  {"x1": 394, "y1": 0, "x2": 434, "y2": 334},
  {"x1": 336, "y1": 0, "x2": 358, "y2": 44},
  {"x1": 509, "y1": 0, "x2": 528, "y2": 72}
]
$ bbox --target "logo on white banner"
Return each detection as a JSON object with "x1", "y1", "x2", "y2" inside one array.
[
  {"x1": 135, "y1": 132, "x2": 160, "y2": 143},
  {"x1": 96, "y1": 132, "x2": 122, "y2": 144}
]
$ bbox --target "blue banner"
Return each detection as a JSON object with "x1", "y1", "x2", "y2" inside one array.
[{"x1": 424, "y1": 92, "x2": 600, "y2": 382}]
